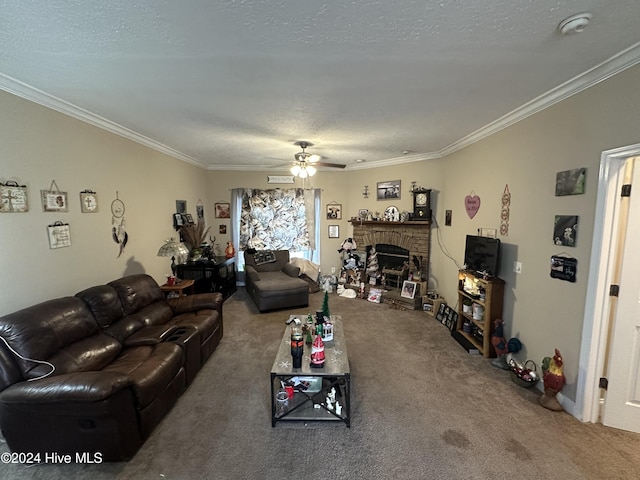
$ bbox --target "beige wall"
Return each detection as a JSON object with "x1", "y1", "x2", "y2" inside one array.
[
  {"x1": 434, "y1": 63, "x2": 640, "y2": 402},
  {"x1": 206, "y1": 162, "x2": 444, "y2": 276},
  {"x1": 2, "y1": 63, "x2": 640, "y2": 406},
  {"x1": 0, "y1": 90, "x2": 212, "y2": 313}
]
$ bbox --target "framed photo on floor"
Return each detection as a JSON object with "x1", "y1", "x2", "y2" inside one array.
[{"x1": 401, "y1": 280, "x2": 417, "y2": 299}]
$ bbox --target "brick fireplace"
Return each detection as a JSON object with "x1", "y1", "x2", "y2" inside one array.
[{"x1": 349, "y1": 219, "x2": 431, "y2": 283}]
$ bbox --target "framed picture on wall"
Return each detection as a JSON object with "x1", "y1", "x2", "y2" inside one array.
[
  {"x1": 326, "y1": 203, "x2": 342, "y2": 220},
  {"x1": 176, "y1": 200, "x2": 187, "y2": 214},
  {"x1": 328, "y1": 225, "x2": 340, "y2": 238},
  {"x1": 377, "y1": 180, "x2": 401, "y2": 200},
  {"x1": 41, "y1": 190, "x2": 68, "y2": 212},
  {"x1": 215, "y1": 202, "x2": 230, "y2": 218},
  {"x1": 173, "y1": 213, "x2": 184, "y2": 229},
  {"x1": 555, "y1": 168, "x2": 586, "y2": 196}
]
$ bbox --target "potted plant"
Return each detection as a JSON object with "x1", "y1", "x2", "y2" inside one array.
[
  {"x1": 179, "y1": 220, "x2": 211, "y2": 261},
  {"x1": 462, "y1": 297, "x2": 473, "y2": 314}
]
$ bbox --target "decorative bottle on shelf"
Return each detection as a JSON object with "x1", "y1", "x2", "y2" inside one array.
[
  {"x1": 290, "y1": 323, "x2": 304, "y2": 369},
  {"x1": 315, "y1": 309, "x2": 325, "y2": 336}
]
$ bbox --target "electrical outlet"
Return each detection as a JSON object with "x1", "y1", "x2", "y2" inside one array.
[{"x1": 513, "y1": 261, "x2": 523, "y2": 274}]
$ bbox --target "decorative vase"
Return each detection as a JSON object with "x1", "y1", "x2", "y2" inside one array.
[{"x1": 190, "y1": 247, "x2": 202, "y2": 261}]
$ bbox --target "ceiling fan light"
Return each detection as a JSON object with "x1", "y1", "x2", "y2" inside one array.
[
  {"x1": 291, "y1": 164, "x2": 301, "y2": 176},
  {"x1": 306, "y1": 165, "x2": 317, "y2": 176},
  {"x1": 298, "y1": 168, "x2": 308, "y2": 179}
]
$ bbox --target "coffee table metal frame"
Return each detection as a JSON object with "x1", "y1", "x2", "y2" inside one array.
[{"x1": 270, "y1": 315, "x2": 350, "y2": 427}]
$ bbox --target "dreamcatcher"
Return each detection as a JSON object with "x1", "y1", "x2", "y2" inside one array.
[{"x1": 111, "y1": 191, "x2": 128, "y2": 258}]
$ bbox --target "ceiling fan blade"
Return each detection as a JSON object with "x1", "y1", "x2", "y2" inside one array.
[{"x1": 315, "y1": 161, "x2": 345, "y2": 169}]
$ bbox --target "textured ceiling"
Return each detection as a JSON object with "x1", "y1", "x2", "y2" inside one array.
[{"x1": 2, "y1": 1, "x2": 640, "y2": 171}]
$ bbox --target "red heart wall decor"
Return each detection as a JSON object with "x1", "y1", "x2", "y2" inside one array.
[{"x1": 465, "y1": 195, "x2": 481, "y2": 219}]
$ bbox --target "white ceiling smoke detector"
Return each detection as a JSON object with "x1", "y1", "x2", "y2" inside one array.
[{"x1": 558, "y1": 13, "x2": 593, "y2": 35}]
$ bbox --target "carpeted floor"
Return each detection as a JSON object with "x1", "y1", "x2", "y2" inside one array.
[{"x1": 2, "y1": 287, "x2": 640, "y2": 480}]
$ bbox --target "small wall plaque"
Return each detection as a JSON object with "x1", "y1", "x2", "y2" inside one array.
[
  {"x1": 0, "y1": 181, "x2": 28, "y2": 213},
  {"x1": 41, "y1": 180, "x2": 68, "y2": 212},
  {"x1": 268, "y1": 175, "x2": 295, "y2": 184}
]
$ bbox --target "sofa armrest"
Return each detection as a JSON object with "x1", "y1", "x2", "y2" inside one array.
[
  {"x1": 123, "y1": 325, "x2": 178, "y2": 346},
  {"x1": 245, "y1": 265, "x2": 260, "y2": 283},
  {"x1": 0, "y1": 371, "x2": 134, "y2": 403},
  {"x1": 167, "y1": 292, "x2": 223, "y2": 314},
  {"x1": 283, "y1": 262, "x2": 300, "y2": 278}
]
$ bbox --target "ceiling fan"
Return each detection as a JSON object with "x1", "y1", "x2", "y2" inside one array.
[{"x1": 290, "y1": 141, "x2": 345, "y2": 178}]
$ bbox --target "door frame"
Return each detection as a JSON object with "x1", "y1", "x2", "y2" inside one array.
[{"x1": 577, "y1": 142, "x2": 640, "y2": 423}]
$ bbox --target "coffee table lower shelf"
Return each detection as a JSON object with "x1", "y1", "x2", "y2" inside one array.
[{"x1": 271, "y1": 373, "x2": 351, "y2": 427}]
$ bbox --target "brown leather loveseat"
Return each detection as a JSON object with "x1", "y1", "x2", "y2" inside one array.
[{"x1": 0, "y1": 274, "x2": 223, "y2": 461}]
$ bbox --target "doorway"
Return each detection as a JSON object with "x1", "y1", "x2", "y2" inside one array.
[{"x1": 578, "y1": 142, "x2": 640, "y2": 433}]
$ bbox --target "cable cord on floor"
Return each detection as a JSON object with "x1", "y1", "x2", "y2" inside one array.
[{"x1": 0, "y1": 335, "x2": 55, "y2": 382}]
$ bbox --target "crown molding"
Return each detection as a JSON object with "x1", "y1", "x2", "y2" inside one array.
[
  {"x1": 439, "y1": 41, "x2": 640, "y2": 157},
  {"x1": 0, "y1": 72, "x2": 207, "y2": 169},
  {"x1": 346, "y1": 152, "x2": 442, "y2": 170}
]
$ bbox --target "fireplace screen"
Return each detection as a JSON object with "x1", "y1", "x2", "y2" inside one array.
[{"x1": 371, "y1": 244, "x2": 409, "y2": 271}]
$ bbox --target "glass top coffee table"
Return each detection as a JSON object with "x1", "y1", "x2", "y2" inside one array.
[{"x1": 270, "y1": 315, "x2": 351, "y2": 427}]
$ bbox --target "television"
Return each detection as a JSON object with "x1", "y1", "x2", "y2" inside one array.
[{"x1": 464, "y1": 235, "x2": 501, "y2": 277}]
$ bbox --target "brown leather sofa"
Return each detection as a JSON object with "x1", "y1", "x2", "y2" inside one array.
[
  {"x1": 0, "y1": 274, "x2": 223, "y2": 461},
  {"x1": 244, "y1": 250, "x2": 309, "y2": 312}
]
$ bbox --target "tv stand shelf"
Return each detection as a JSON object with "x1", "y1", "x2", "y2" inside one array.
[{"x1": 455, "y1": 270, "x2": 504, "y2": 358}]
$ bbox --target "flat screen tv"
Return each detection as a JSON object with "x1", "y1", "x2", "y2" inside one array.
[{"x1": 464, "y1": 235, "x2": 501, "y2": 277}]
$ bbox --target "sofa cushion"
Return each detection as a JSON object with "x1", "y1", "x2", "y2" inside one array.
[
  {"x1": 244, "y1": 250, "x2": 291, "y2": 272},
  {"x1": 0, "y1": 297, "x2": 121, "y2": 380},
  {"x1": 251, "y1": 272, "x2": 309, "y2": 298},
  {"x1": 75, "y1": 285, "x2": 124, "y2": 328},
  {"x1": 109, "y1": 274, "x2": 164, "y2": 315},
  {"x1": 104, "y1": 302, "x2": 174, "y2": 345},
  {"x1": 167, "y1": 310, "x2": 219, "y2": 342},
  {"x1": 101, "y1": 342, "x2": 184, "y2": 407},
  {"x1": 130, "y1": 302, "x2": 174, "y2": 327},
  {"x1": 43, "y1": 334, "x2": 122, "y2": 377}
]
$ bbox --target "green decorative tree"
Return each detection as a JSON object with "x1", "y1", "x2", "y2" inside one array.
[{"x1": 322, "y1": 291, "x2": 330, "y2": 318}]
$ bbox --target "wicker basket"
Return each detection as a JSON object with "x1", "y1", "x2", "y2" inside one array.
[{"x1": 509, "y1": 359, "x2": 539, "y2": 388}]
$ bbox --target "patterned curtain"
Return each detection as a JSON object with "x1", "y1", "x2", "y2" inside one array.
[{"x1": 240, "y1": 188, "x2": 311, "y2": 251}]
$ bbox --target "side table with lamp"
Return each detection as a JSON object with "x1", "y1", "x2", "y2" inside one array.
[{"x1": 157, "y1": 238, "x2": 193, "y2": 297}]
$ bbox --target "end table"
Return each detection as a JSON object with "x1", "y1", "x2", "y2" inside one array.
[{"x1": 160, "y1": 279, "x2": 195, "y2": 298}]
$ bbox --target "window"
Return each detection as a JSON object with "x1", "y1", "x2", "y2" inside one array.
[{"x1": 231, "y1": 188, "x2": 320, "y2": 280}]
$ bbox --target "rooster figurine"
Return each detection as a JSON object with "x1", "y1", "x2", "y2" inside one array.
[{"x1": 540, "y1": 348, "x2": 566, "y2": 412}]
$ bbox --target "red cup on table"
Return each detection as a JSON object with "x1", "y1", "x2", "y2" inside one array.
[{"x1": 285, "y1": 385, "x2": 294, "y2": 399}]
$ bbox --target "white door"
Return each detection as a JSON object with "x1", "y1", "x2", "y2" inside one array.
[{"x1": 603, "y1": 157, "x2": 640, "y2": 431}]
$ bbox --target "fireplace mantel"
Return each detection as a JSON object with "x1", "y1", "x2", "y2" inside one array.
[{"x1": 348, "y1": 219, "x2": 429, "y2": 227}]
